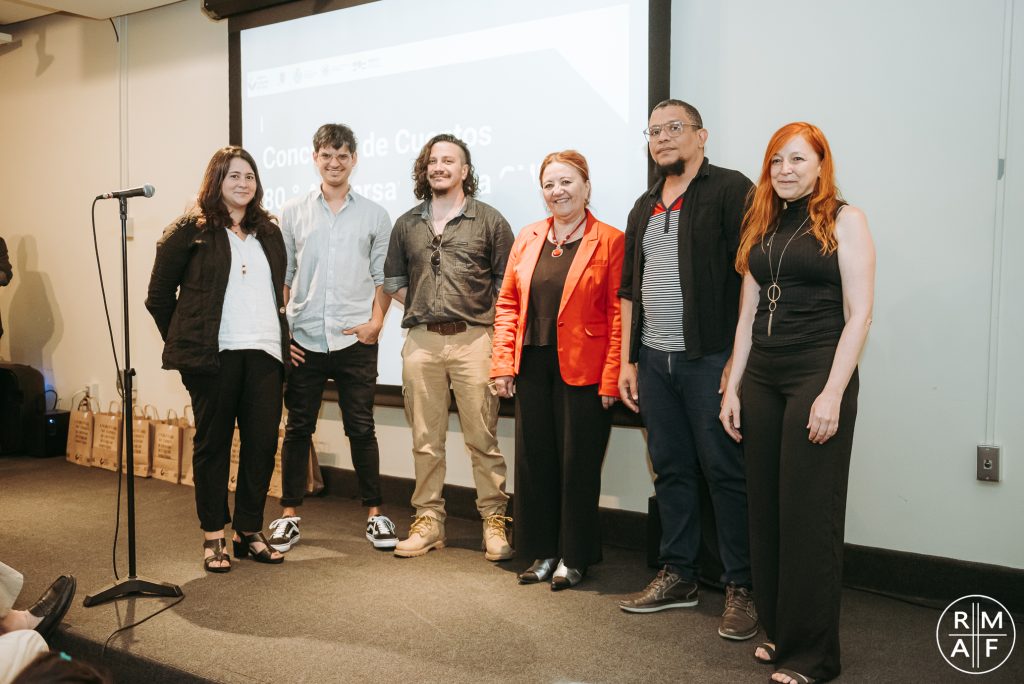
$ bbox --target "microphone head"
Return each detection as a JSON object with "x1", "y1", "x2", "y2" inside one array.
[{"x1": 143, "y1": 184, "x2": 156, "y2": 198}]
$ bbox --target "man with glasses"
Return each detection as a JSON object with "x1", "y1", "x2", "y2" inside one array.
[
  {"x1": 268, "y1": 123, "x2": 398, "y2": 553},
  {"x1": 383, "y1": 134, "x2": 515, "y2": 560},
  {"x1": 617, "y1": 100, "x2": 758, "y2": 641}
]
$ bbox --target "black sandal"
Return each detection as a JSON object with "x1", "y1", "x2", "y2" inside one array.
[
  {"x1": 203, "y1": 538, "x2": 231, "y2": 573},
  {"x1": 754, "y1": 642, "x2": 777, "y2": 665},
  {"x1": 233, "y1": 531, "x2": 284, "y2": 564}
]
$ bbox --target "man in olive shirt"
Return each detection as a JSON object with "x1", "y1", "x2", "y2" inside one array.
[{"x1": 383, "y1": 134, "x2": 514, "y2": 561}]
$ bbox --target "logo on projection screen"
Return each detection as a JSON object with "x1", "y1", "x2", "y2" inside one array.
[{"x1": 935, "y1": 595, "x2": 1015, "y2": 674}]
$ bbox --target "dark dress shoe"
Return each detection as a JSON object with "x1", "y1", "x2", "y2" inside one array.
[
  {"x1": 551, "y1": 560, "x2": 585, "y2": 591},
  {"x1": 518, "y1": 558, "x2": 557, "y2": 584},
  {"x1": 28, "y1": 574, "x2": 76, "y2": 640}
]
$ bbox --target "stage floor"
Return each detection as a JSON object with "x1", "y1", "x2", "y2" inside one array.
[{"x1": 2, "y1": 457, "x2": 1020, "y2": 683}]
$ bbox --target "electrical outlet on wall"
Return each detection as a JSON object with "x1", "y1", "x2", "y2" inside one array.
[{"x1": 977, "y1": 445, "x2": 1000, "y2": 482}]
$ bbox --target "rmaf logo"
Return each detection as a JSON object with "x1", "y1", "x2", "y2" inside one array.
[{"x1": 936, "y1": 595, "x2": 1016, "y2": 674}]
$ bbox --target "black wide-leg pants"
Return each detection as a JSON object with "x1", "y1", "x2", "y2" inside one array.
[
  {"x1": 513, "y1": 345, "x2": 611, "y2": 569},
  {"x1": 182, "y1": 349, "x2": 283, "y2": 534},
  {"x1": 741, "y1": 340, "x2": 858, "y2": 682}
]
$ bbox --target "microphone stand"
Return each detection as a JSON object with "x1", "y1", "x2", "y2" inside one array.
[{"x1": 84, "y1": 196, "x2": 182, "y2": 607}]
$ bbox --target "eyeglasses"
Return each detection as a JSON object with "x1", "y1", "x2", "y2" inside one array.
[
  {"x1": 430, "y1": 234, "x2": 442, "y2": 271},
  {"x1": 316, "y1": 151, "x2": 352, "y2": 164},
  {"x1": 643, "y1": 121, "x2": 701, "y2": 140}
]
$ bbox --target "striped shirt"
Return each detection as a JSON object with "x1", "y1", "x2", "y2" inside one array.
[{"x1": 640, "y1": 196, "x2": 686, "y2": 351}]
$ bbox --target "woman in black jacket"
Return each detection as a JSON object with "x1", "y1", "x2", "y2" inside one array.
[{"x1": 146, "y1": 146, "x2": 288, "y2": 572}]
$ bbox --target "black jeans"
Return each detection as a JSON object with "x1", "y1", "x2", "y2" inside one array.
[
  {"x1": 637, "y1": 345, "x2": 752, "y2": 586},
  {"x1": 181, "y1": 349, "x2": 283, "y2": 533},
  {"x1": 513, "y1": 345, "x2": 611, "y2": 568},
  {"x1": 742, "y1": 340, "x2": 858, "y2": 681},
  {"x1": 281, "y1": 341, "x2": 382, "y2": 508}
]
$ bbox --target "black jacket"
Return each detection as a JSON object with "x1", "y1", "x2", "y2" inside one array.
[
  {"x1": 145, "y1": 215, "x2": 289, "y2": 375},
  {"x1": 618, "y1": 158, "x2": 753, "y2": 362},
  {"x1": 0, "y1": 237, "x2": 10, "y2": 339}
]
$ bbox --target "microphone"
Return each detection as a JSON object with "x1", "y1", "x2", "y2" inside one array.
[{"x1": 96, "y1": 184, "x2": 156, "y2": 200}]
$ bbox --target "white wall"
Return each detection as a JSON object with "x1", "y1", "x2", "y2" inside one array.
[{"x1": 0, "y1": 0, "x2": 1020, "y2": 568}]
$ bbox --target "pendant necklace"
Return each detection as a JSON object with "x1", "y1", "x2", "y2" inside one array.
[
  {"x1": 547, "y1": 215, "x2": 586, "y2": 258},
  {"x1": 764, "y1": 214, "x2": 810, "y2": 336},
  {"x1": 230, "y1": 224, "x2": 248, "y2": 276}
]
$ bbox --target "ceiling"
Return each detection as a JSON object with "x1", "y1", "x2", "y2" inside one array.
[{"x1": 0, "y1": 1, "x2": 181, "y2": 26}]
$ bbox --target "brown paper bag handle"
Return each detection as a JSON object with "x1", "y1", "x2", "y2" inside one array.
[
  {"x1": 165, "y1": 408, "x2": 179, "y2": 422},
  {"x1": 183, "y1": 405, "x2": 194, "y2": 427},
  {"x1": 108, "y1": 400, "x2": 122, "y2": 415},
  {"x1": 75, "y1": 395, "x2": 98, "y2": 413},
  {"x1": 144, "y1": 404, "x2": 160, "y2": 420}
]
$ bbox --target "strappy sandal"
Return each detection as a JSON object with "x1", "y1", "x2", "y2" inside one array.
[
  {"x1": 233, "y1": 531, "x2": 284, "y2": 564},
  {"x1": 770, "y1": 668, "x2": 819, "y2": 684},
  {"x1": 754, "y1": 642, "x2": 777, "y2": 665},
  {"x1": 203, "y1": 538, "x2": 231, "y2": 573}
]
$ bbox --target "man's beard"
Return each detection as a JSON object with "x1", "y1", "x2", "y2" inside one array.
[
  {"x1": 430, "y1": 175, "x2": 454, "y2": 197},
  {"x1": 656, "y1": 159, "x2": 685, "y2": 177}
]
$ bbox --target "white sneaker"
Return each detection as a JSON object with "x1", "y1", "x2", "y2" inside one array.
[
  {"x1": 267, "y1": 516, "x2": 301, "y2": 552},
  {"x1": 366, "y1": 514, "x2": 398, "y2": 549}
]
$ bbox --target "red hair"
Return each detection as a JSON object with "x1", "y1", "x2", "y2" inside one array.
[
  {"x1": 539, "y1": 150, "x2": 591, "y2": 205},
  {"x1": 736, "y1": 122, "x2": 844, "y2": 273}
]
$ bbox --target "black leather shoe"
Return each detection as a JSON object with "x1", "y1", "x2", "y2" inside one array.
[
  {"x1": 550, "y1": 560, "x2": 585, "y2": 591},
  {"x1": 28, "y1": 575, "x2": 76, "y2": 640},
  {"x1": 518, "y1": 558, "x2": 557, "y2": 584}
]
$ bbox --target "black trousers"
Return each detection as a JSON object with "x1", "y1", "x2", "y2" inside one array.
[
  {"x1": 181, "y1": 349, "x2": 283, "y2": 533},
  {"x1": 281, "y1": 341, "x2": 382, "y2": 508},
  {"x1": 742, "y1": 340, "x2": 858, "y2": 681},
  {"x1": 513, "y1": 345, "x2": 611, "y2": 568}
]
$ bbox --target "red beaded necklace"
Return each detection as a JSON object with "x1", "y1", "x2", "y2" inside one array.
[{"x1": 546, "y1": 215, "x2": 587, "y2": 258}]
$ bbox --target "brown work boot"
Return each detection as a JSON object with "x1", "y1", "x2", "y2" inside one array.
[
  {"x1": 394, "y1": 515, "x2": 446, "y2": 558},
  {"x1": 482, "y1": 514, "x2": 514, "y2": 561},
  {"x1": 718, "y1": 583, "x2": 759, "y2": 640}
]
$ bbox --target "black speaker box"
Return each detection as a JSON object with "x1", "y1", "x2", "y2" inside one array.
[
  {"x1": 202, "y1": 0, "x2": 296, "y2": 20},
  {"x1": 0, "y1": 363, "x2": 45, "y2": 457},
  {"x1": 44, "y1": 410, "x2": 70, "y2": 457}
]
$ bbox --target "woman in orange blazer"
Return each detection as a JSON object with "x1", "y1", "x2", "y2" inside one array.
[{"x1": 491, "y1": 150, "x2": 624, "y2": 590}]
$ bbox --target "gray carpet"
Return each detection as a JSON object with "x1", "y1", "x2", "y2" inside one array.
[{"x1": 1, "y1": 456, "x2": 1021, "y2": 683}]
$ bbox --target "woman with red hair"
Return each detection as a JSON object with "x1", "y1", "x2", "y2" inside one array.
[
  {"x1": 491, "y1": 150, "x2": 623, "y2": 590},
  {"x1": 719, "y1": 123, "x2": 875, "y2": 683}
]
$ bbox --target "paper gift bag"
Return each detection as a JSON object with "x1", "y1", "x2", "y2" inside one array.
[
  {"x1": 307, "y1": 442, "x2": 324, "y2": 495},
  {"x1": 229, "y1": 426, "x2": 241, "y2": 464},
  {"x1": 92, "y1": 401, "x2": 123, "y2": 471},
  {"x1": 123, "y1": 404, "x2": 155, "y2": 478},
  {"x1": 180, "y1": 405, "x2": 196, "y2": 487},
  {"x1": 267, "y1": 423, "x2": 285, "y2": 498},
  {"x1": 152, "y1": 409, "x2": 183, "y2": 484},
  {"x1": 66, "y1": 396, "x2": 96, "y2": 466},
  {"x1": 227, "y1": 454, "x2": 240, "y2": 492}
]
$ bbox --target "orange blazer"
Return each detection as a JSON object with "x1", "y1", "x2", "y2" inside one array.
[{"x1": 491, "y1": 211, "x2": 624, "y2": 396}]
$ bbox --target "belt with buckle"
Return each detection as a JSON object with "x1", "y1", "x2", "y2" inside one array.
[{"x1": 426, "y1": 321, "x2": 468, "y2": 335}]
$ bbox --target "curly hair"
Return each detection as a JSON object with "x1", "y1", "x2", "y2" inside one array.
[
  {"x1": 195, "y1": 146, "x2": 275, "y2": 233},
  {"x1": 412, "y1": 134, "x2": 478, "y2": 200},
  {"x1": 736, "y1": 122, "x2": 843, "y2": 274}
]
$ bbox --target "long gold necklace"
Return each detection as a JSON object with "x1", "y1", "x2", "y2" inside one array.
[
  {"x1": 229, "y1": 224, "x2": 248, "y2": 276},
  {"x1": 764, "y1": 215, "x2": 810, "y2": 336}
]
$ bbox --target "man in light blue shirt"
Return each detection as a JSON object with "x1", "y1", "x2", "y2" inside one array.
[{"x1": 268, "y1": 124, "x2": 398, "y2": 552}]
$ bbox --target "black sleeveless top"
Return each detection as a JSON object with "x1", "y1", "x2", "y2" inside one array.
[
  {"x1": 524, "y1": 238, "x2": 580, "y2": 346},
  {"x1": 748, "y1": 195, "x2": 845, "y2": 348}
]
